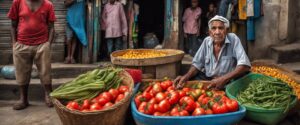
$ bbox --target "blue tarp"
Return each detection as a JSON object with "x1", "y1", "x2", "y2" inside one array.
[{"x1": 66, "y1": 1, "x2": 88, "y2": 46}]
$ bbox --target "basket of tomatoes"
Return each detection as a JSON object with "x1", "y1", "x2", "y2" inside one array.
[
  {"x1": 51, "y1": 68, "x2": 134, "y2": 125},
  {"x1": 131, "y1": 80, "x2": 246, "y2": 125}
]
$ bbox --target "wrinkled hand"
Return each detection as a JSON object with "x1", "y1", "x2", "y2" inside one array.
[
  {"x1": 173, "y1": 75, "x2": 189, "y2": 89},
  {"x1": 207, "y1": 76, "x2": 228, "y2": 90}
]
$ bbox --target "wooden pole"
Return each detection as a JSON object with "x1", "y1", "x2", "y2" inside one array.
[
  {"x1": 93, "y1": 0, "x2": 101, "y2": 62},
  {"x1": 83, "y1": 0, "x2": 93, "y2": 63}
]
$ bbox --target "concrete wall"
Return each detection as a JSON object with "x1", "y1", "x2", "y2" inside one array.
[
  {"x1": 247, "y1": 0, "x2": 299, "y2": 60},
  {"x1": 248, "y1": 0, "x2": 281, "y2": 60}
]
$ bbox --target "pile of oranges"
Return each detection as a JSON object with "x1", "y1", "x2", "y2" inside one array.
[
  {"x1": 252, "y1": 66, "x2": 300, "y2": 99},
  {"x1": 119, "y1": 50, "x2": 167, "y2": 59}
]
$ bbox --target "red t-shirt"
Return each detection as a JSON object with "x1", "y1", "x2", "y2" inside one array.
[{"x1": 7, "y1": 0, "x2": 56, "y2": 45}]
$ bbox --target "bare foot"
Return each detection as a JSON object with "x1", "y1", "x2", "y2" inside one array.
[
  {"x1": 13, "y1": 101, "x2": 29, "y2": 110},
  {"x1": 45, "y1": 95, "x2": 53, "y2": 107},
  {"x1": 70, "y1": 58, "x2": 76, "y2": 64},
  {"x1": 64, "y1": 57, "x2": 71, "y2": 64}
]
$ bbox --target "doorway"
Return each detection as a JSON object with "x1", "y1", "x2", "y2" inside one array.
[{"x1": 135, "y1": 0, "x2": 165, "y2": 48}]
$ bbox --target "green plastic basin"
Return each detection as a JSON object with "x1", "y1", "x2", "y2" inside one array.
[{"x1": 225, "y1": 73, "x2": 297, "y2": 125}]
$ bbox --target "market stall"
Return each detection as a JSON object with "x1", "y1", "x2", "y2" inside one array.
[{"x1": 50, "y1": 61, "x2": 299, "y2": 125}]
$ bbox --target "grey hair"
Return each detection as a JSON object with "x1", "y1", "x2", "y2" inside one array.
[{"x1": 208, "y1": 15, "x2": 230, "y2": 30}]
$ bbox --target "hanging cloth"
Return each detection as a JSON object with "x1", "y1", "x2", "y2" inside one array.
[
  {"x1": 226, "y1": 3, "x2": 232, "y2": 20},
  {"x1": 254, "y1": 0, "x2": 262, "y2": 18},
  {"x1": 247, "y1": 0, "x2": 254, "y2": 17},
  {"x1": 247, "y1": 18, "x2": 255, "y2": 41},
  {"x1": 66, "y1": 1, "x2": 88, "y2": 46},
  {"x1": 238, "y1": 0, "x2": 247, "y2": 20}
]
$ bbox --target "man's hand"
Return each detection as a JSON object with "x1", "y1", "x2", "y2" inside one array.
[
  {"x1": 207, "y1": 76, "x2": 229, "y2": 90},
  {"x1": 173, "y1": 75, "x2": 189, "y2": 89}
]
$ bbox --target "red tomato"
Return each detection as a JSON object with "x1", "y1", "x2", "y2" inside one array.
[
  {"x1": 197, "y1": 94, "x2": 207, "y2": 103},
  {"x1": 205, "y1": 109, "x2": 213, "y2": 115},
  {"x1": 155, "y1": 92, "x2": 167, "y2": 102},
  {"x1": 163, "y1": 112, "x2": 171, "y2": 116},
  {"x1": 91, "y1": 97, "x2": 98, "y2": 103},
  {"x1": 170, "y1": 106, "x2": 189, "y2": 116},
  {"x1": 138, "y1": 102, "x2": 155, "y2": 115},
  {"x1": 100, "y1": 92, "x2": 113, "y2": 102},
  {"x1": 201, "y1": 97, "x2": 210, "y2": 105},
  {"x1": 168, "y1": 91, "x2": 180, "y2": 105},
  {"x1": 182, "y1": 87, "x2": 190, "y2": 93},
  {"x1": 179, "y1": 96, "x2": 196, "y2": 112},
  {"x1": 226, "y1": 99, "x2": 239, "y2": 112},
  {"x1": 179, "y1": 110, "x2": 189, "y2": 116},
  {"x1": 160, "y1": 80, "x2": 173, "y2": 90},
  {"x1": 119, "y1": 85, "x2": 129, "y2": 94},
  {"x1": 103, "y1": 102, "x2": 114, "y2": 108},
  {"x1": 149, "y1": 98, "x2": 158, "y2": 104},
  {"x1": 115, "y1": 94, "x2": 125, "y2": 103},
  {"x1": 98, "y1": 97, "x2": 110, "y2": 105},
  {"x1": 138, "y1": 102, "x2": 147, "y2": 114},
  {"x1": 170, "y1": 107, "x2": 180, "y2": 116},
  {"x1": 135, "y1": 95, "x2": 146, "y2": 107},
  {"x1": 66, "y1": 101, "x2": 80, "y2": 110},
  {"x1": 152, "y1": 83, "x2": 163, "y2": 95},
  {"x1": 221, "y1": 96, "x2": 229, "y2": 103},
  {"x1": 142, "y1": 92, "x2": 153, "y2": 101},
  {"x1": 212, "y1": 103, "x2": 228, "y2": 114},
  {"x1": 108, "y1": 88, "x2": 119, "y2": 100},
  {"x1": 178, "y1": 90, "x2": 186, "y2": 99},
  {"x1": 167, "y1": 86, "x2": 175, "y2": 92},
  {"x1": 154, "y1": 104, "x2": 159, "y2": 111},
  {"x1": 153, "y1": 112, "x2": 163, "y2": 116},
  {"x1": 195, "y1": 102, "x2": 201, "y2": 108},
  {"x1": 81, "y1": 99, "x2": 90, "y2": 110},
  {"x1": 157, "y1": 99, "x2": 171, "y2": 113},
  {"x1": 144, "y1": 85, "x2": 153, "y2": 93},
  {"x1": 90, "y1": 103, "x2": 103, "y2": 111},
  {"x1": 192, "y1": 107, "x2": 206, "y2": 116}
]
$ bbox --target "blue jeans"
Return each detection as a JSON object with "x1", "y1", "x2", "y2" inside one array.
[{"x1": 107, "y1": 37, "x2": 123, "y2": 54}]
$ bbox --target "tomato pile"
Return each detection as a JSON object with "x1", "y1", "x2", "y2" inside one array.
[
  {"x1": 134, "y1": 80, "x2": 239, "y2": 116},
  {"x1": 66, "y1": 85, "x2": 129, "y2": 112}
]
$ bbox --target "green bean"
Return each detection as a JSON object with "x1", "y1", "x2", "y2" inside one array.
[{"x1": 237, "y1": 77, "x2": 295, "y2": 111}]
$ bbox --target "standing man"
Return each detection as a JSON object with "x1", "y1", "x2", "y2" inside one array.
[
  {"x1": 64, "y1": 0, "x2": 87, "y2": 64},
  {"x1": 8, "y1": 0, "x2": 56, "y2": 110},
  {"x1": 182, "y1": 0, "x2": 202, "y2": 56},
  {"x1": 102, "y1": 0, "x2": 128, "y2": 56}
]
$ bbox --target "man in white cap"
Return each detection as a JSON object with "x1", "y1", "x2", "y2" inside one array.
[{"x1": 174, "y1": 15, "x2": 251, "y2": 90}]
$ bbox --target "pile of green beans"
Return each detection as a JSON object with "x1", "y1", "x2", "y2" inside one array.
[
  {"x1": 237, "y1": 77, "x2": 295, "y2": 112},
  {"x1": 50, "y1": 67, "x2": 123, "y2": 102}
]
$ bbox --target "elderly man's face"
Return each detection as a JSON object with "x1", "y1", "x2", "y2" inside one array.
[{"x1": 209, "y1": 21, "x2": 227, "y2": 43}]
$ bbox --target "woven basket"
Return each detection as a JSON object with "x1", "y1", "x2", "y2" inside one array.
[{"x1": 52, "y1": 71, "x2": 134, "y2": 125}]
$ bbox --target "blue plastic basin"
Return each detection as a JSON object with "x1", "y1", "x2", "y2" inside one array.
[{"x1": 131, "y1": 98, "x2": 246, "y2": 125}]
